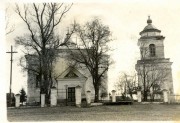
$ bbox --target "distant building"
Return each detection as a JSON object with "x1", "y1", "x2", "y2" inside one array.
[{"x1": 136, "y1": 16, "x2": 174, "y2": 95}]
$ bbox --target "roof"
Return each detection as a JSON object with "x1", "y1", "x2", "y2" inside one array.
[
  {"x1": 139, "y1": 35, "x2": 165, "y2": 40},
  {"x1": 139, "y1": 16, "x2": 161, "y2": 35},
  {"x1": 57, "y1": 66, "x2": 87, "y2": 80}
]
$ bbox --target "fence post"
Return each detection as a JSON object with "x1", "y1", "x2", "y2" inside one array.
[
  {"x1": 163, "y1": 89, "x2": 168, "y2": 103},
  {"x1": 111, "y1": 90, "x2": 116, "y2": 102},
  {"x1": 86, "y1": 90, "x2": 91, "y2": 106},
  {"x1": 15, "y1": 94, "x2": 20, "y2": 108},
  {"x1": 41, "y1": 94, "x2": 45, "y2": 107},
  {"x1": 51, "y1": 87, "x2": 57, "y2": 106},
  {"x1": 75, "y1": 85, "x2": 82, "y2": 107},
  {"x1": 137, "y1": 90, "x2": 141, "y2": 102}
]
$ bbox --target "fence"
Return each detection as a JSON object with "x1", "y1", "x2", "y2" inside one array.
[
  {"x1": 169, "y1": 95, "x2": 180, "y2": 104},
  {"x1": 115, "y1": 91, "x2": 180, "y2": 104}
]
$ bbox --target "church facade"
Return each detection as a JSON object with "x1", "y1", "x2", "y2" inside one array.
[
  {"x1": 26, "y1": 47, "x2": 108, "y2": 104},
  {"x1": 135, "y1": 17, "x2": 174, "y2": 97}
]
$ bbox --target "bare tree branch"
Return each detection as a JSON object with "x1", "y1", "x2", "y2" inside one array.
[
  {"x1": 14, "y1": 3, "x2": 73, "y2": 103},
  {"x1": 6, "y1": 5, "x2": 15, "y2": 35},
  {"x1": 67, "y1": 18, "x2": 112, "y2": 102}
]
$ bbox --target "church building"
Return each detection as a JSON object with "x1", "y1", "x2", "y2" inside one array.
[
  {"x1": 26, "y1": 46, "x2": 108, "y2": 104},
  {"x1": 135, "y1": 16, "x2": 174, "y2": 96}
]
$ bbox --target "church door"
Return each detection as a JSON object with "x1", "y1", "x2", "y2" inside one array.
[{"x1": 68, "y1": 87, "x2": 75, "y2": 103}]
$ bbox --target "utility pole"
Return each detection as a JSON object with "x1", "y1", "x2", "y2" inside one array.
[{"x1": 6, "y1": 45, "x2": 17, "y2": 105}]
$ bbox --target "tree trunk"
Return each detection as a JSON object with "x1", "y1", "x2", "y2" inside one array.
[
  {"x1": 41, "y1": 48, "x2": 51, "y2": 104},
  {"x1": 143, "y1": 90, "x2": 147, "y2": 101},
  {"x1": 130, "y1": 92, "x2": 133, "y2": 100},
  {"x1": 143, "y1": 64, "x2": 147, "y2": 101},
  {"x1": 151, "y1": 93, "x2": 154, "y2": 102},
  {"x1": 43, "y1": 72, "x2": 50, "y2": 104},
  {"x1": 94, "y1": 85, "x2": 99, "y2": 102}
]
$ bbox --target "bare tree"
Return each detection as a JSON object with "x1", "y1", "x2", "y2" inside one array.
[
  {"x1": 114, "y1": 72, "x2": 137, "y2": 99},
  {"x1": 14, "y1": 3, "x2": 73, "y2": 103},
  {"x1": 67, "y1": 19, "x2": 112, "y2": 102},
  {"x1": 137, "y1": 62, "x2": 169, "y2": 101},
  {"x1": 6, "y1": 5, "x2": 15, "y2": 35}
]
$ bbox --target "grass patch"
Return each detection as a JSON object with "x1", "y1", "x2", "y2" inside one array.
[{"x1": 7, "y1": 104, "x2": 180, "y2": 121}]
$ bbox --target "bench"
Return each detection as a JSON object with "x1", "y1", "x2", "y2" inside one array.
[{"x1": 103, "y1": 101, "x2": 133, "y2": 105}]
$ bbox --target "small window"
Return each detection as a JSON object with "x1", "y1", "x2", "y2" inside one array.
[{"x1": 149, "y1": 44, "x2": 156, "y2": 57}]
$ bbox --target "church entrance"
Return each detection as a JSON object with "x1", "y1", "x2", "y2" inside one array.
[
  {"x1": 68, "y1": 87, "x2": 75, "y2": 103},
  {"x1": 57, "y1": 67, "x2": 87, "y2": 105}
]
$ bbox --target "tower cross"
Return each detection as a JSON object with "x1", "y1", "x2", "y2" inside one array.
[{"x1": 6, "y1": 45, "x2": 17, "y2": 96}]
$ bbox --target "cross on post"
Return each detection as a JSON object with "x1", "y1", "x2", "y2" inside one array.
[{"x1": 6, "y1": 45, "x2": 17, "y2": 96}]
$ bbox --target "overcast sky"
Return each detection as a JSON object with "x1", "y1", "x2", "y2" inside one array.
[{"x1": 1, "y1": 0, "x2": 180, "y2": 95}]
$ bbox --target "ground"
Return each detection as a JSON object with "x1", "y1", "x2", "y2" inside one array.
[{"x1": 7, "y1": 104, "x2": 180, "y2": 121}]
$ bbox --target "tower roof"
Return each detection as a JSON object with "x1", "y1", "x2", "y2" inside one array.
[{"x1": 140, "y1": 16, "x2": 161, "y2": 35}]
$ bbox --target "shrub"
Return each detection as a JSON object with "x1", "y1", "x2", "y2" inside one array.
[{"x1": 20, "y1": 88, "x2": 27, "y2": 103}]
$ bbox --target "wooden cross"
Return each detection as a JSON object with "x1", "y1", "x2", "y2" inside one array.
[{"x1": 6, "y1": 45, "x2": 17, "y2": 96}]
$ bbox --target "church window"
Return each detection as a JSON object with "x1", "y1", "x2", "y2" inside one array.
[{"x1": 149, "y1": 44, "x2": 156, "y2": 57}]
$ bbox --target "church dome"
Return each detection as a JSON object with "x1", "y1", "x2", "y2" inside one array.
[{"x1": 140, "y1": 16, "x2": 161, "y2": 36}]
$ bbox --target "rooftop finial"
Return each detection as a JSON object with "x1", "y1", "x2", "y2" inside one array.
[{"x1": 147, "y1": 15, "x2": 152, "y2": 24}]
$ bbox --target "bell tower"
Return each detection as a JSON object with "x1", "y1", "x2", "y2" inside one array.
[
  {"x1": 135, "y1": 16, "x2": 174, "y2": 95},
  {"x1": 138, "y1": 16, "x2": 165, "y2": 60}
]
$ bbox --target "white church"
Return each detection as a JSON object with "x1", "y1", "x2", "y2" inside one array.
[{"x1": 26, "y1": 45, "x2": 108, "y2": 105}]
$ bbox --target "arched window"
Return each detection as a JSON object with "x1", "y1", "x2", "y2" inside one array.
[{"x1": 149, "y1": 44, "x2": 156, "y2": 57}]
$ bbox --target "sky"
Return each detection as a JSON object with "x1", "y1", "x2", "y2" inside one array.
[{"x1": 1, "y1": 0, "x2": 180, "y2": 97}]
